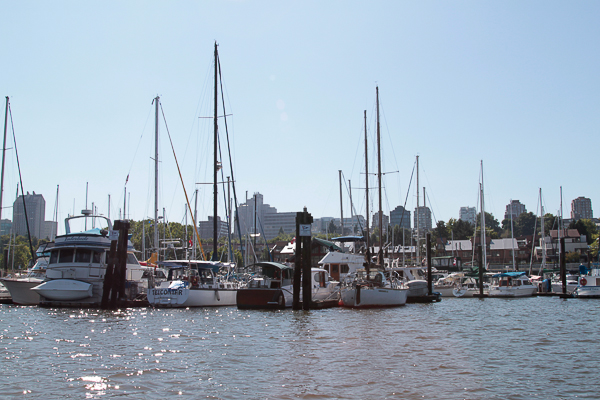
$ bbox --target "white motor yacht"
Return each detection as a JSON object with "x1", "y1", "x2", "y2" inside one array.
[
  {"x1": 32, "y1": 212, "x2": 145, "y2": 307},
  {"x1": 488, "y1": 272, "x2": 537, "y2": 297}
]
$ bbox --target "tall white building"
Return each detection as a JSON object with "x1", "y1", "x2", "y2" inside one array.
[
  {"x1": 12, "y1": 191, "x2": 57, "y2": 240},
  {"x1": 234, "y1": 192, "x2": 297, "y2": 240},
  {"x1": 459, "y1": 207, "x2": 476, "y2": 226}
]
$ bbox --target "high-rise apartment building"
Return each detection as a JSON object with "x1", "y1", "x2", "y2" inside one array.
[
  {"x1": 12, "y1": 192, "x2": 57, "y2": 240},
  {"x1": 571, "y1": 196, "x2": 593, "y2": 220},
  {"x1": 459, "y1": 206, "x2": 476, "y2": 226},
  {"x1": 390, "y1": 205, "x2": 411, "y2": 230},
  {"x1": 414, "y1": 206, "x2": 432, "y2": 232},
  {"x1": 504, "y1": 200, "x2": 527, "y2": 221}
]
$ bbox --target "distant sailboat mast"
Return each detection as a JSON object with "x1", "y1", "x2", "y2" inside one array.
[
  {"x1": 510, "y1": 198, "x2": 516, "y2": 270},
  {"x1": 213, "y1": 42, "x2": 219, "y2": 260},
  {"x1": 364, "y1": 110, "x2": 370, "y2": 259},
  {"x1": 153, "y1": 95, "x2": 160, "y2": 260},
  {"x1": 416, "y1": 155, "x2": 420, "y2": 265},
  {"x1": 480, "y1": 161, "x2": 487, "y2": 270},
  {"x1": 376, "y1": 86, "x2": 384, "y2": 266},
  {"x1": 539, "y1": 188, "x2": 546, "y2": 276}
]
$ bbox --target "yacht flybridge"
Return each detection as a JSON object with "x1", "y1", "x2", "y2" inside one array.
[{"x1": 32, "y1": 211, "x2": 146, "y2": 307}]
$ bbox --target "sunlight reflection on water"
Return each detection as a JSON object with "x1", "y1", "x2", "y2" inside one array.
[{"x1": 1, "y1": 298, "x2": 599, "y2": 399}]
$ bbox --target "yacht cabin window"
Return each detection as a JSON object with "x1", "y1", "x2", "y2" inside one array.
[
  {"x1": 58, "y1": 249, "x2": 74, "y2": 263},
  {"x1": 75, "y1": 249, "x2": 92, "y2": 263},
  {"x1": 127, "y1": 253, "x2": 139, "y2": 265}
]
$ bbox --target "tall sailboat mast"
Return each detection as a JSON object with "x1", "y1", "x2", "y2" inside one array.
[
  {"x1": 416, "y1": 155, "x2": 420, "y2": 264},
  {"x1": 364, "y1": 110, "x2": 370, "y2": 255},
  {"x1": 0, "y1": 97, "x2": 9, "y2": 227},
  {"x1": 339, "y1": 170, "x2": 344, "y2": 235},
  {"x1": 480, "y1": 160, "x2": 487, "y2": 270},
  {"x1": 154, "y1": 95, "x2": 160, "y2": 259},
  {"x1": 376, "y1": 86, "x2": 383, "y2": 265},
  {"x1": 213, "y1": 42, "x2": 219, "y2": 259}
]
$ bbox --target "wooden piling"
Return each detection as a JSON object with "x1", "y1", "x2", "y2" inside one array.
[
  {"x1": 101, "y1": 220, "x2": 130, "y2": 309},
  {"x1": 559, "y1": 237, "x2": 570, "y2": 299},
  {"x1": 426, "y1": 232, "x2": 432, "y2": 295},
  {"x1": 473, "y1": 243, "x2": 487, "y2": 298},
  {"x1": 293, "y1": 208, "x2": 313, "y2": 310}
]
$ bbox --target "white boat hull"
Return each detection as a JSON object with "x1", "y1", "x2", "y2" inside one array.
[
  {"x1": 435, "y1": 286, "x2": 457, "y2": 297},
  {"x1": 147, "y1": 285, "x2": 237, "y2": 307},
  {"x1": 32, "y1": 279, "x2": 93, "y2": 301},
  {"x1": 488, "y1": 286, "x2": 536, "y2": 298},
  {"x1": 407, "y1": 280, "x2": 429, "y2": 298},
  {"x1": 340, "y1": 286, "x2": 408, "y2": 308},
  {"x1": 0, "y1": 278, "x2": 43, "y2": 305},
  {"x1": 575, "y1": 286, "x2": 600, "y2": 298}
]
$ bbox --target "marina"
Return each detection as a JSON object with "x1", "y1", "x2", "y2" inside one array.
[
  {"x1": 1, "y1": 3, "x2": 600, "y2": 398},
  {"x1": 1, "y1": 296, "x2": 599, "y2": 399}
]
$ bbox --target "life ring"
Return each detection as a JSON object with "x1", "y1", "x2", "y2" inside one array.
[
  {"x1": 580, "y1": 277, "x2": 587, "y2": 286},
  {"x1": 190, "y1": 276, "x2": 199, "y2": 286}
]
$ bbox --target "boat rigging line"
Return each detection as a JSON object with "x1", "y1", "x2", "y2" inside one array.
[
  {"x1": 159, "y1": 102, "x2": 206, "y2": 260},
  {"x1": 6, "y1": 99, "x2": 35, "y2": 263}
]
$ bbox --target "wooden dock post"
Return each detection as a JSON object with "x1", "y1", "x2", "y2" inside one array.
[
  {"x1": 426, "y1": 232, "x2": 432, "y2": 295},
  {"x1": 473, "y1": 243, "x2": 487, "y2": 298},
  {"x1": 101, "y1": 220, "x2": 130, "y2": 309},
  {"x1": 559, "y1": 237, "x2": 570, "y2": 299},
  {"x1": 293, "y1": 208, "x2": 313, "y2": 310},
  {"x1": 100, "y1": 236, "x2": 118, "y2": 309}
]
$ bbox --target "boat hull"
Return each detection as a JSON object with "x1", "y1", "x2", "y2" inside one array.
[
  {"x1": 407, "y1": 280, "x2": 429, "y2": 298},
  {"x1": 236, "y1": 288, "x2": 293, "y2": 309},
  {"x1": 488, "y1": 286, "x2": 536, "y2": 298},
  {"x1": 0, "y1": 278, "x2": 43, "y2": 305},
  {"x1": 32, "y1": 279, "x2": 93, "y2": 301},
  {"x1": 340, "y1": 286, "x2": 408, "y2": 308},
  {"x1": 147, "y1": 286, "x2": 237, "y2": 307},
  {"x1": 575, "y1": 286, "x2": 600, "y2": 298}
]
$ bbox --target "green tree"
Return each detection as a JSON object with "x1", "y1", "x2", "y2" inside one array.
[
  {"x1": 514, "y1": 212, "x2": 537, "y2": 237},
  {"x1": 327, "y1": 220, "x2": 338, "y2": 237},
  {"x1": 447, "y1": 218, "x2": 474, "y2": 240},
  {"x1": 566, "y1": 251, "x2": 581, "y2": 263},
  {"x1": 569, "y1": 219, "x2": 598, "y2": 245},
  {"x1": 432, "y1": 220, "x2": 449, "y2": 242}
]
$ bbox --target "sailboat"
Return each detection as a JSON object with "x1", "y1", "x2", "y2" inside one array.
[
  {"x1": 340, "y1": 87, "x2": 408, "y2": 308},
  {"x1": 147, "y1": 42, "x2": 239, "y2": 307},
  {"x1": 454, "y1": 161, "x2": 490, "y2": 297}
]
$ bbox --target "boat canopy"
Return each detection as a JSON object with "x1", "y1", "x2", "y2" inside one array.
[
  {"x1": 158, "y1": 260, "x2": 223, "y2": 273},
  {"x1": 331, "y1": 236, "x2": 365, "y2": 242},
  {"x1": 492, "y1": 271, "x2": 527, "y2": 278},
  {"x1": 249, "y1": 261, "x2": 293, "y2": 271},
  {"x1": 314, "y1": 238, "x2": 343, "y2": 251}
]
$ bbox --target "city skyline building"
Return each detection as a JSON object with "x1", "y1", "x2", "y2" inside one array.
[
  {"x1": 459, "y1": 206, "x2": 476, "y2": 226},
  {"x1": 390, "y1": 205, "x2": 411, "y2": 230},
  {"x1": 414, "y1": 206, "x2": 432, "y2": 232},
  {"x1": 12, "y1": 192, "x2": 57, "y2": 240},
  {"x1": 504, "y1": 200, "x2": 527, "y2": 221},
  {"x1": 571, "y1": 196, "x2": 593, "y2": 220}
]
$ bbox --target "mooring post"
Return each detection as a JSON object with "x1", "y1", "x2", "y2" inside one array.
[
  {"x1": 293, "y1": 208, "x2": 313, "y2": 310},
  {"x1": 109, "y1": 220, "x2": 130, "y2": 309},
  {"x1": 560, "y1": 237, "x2": 567, "y2": 296},
  {"x1": 293, "y1": 212, "x2": 303, "y2": 310},
  {"x1": 477, "y1": 243, "x2": 485, "y2": 297},
  {"x1": 101, "y1": 231, "x2": 119, "y2": 309},
  {"x1": 301, "y1": 208, "x2": 313, "y2": 310},
  {"x1": 426, "y1": 232, "x2": 432, "y2": 296}
]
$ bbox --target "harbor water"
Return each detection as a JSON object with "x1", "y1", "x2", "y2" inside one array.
[{"x1": 1, "y1": 297, "x2": 598, "y2": 399}]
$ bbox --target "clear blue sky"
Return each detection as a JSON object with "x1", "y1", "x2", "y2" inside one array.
[{"x1": 2, "y1": 1, "x2": 599, "y2": 235}]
